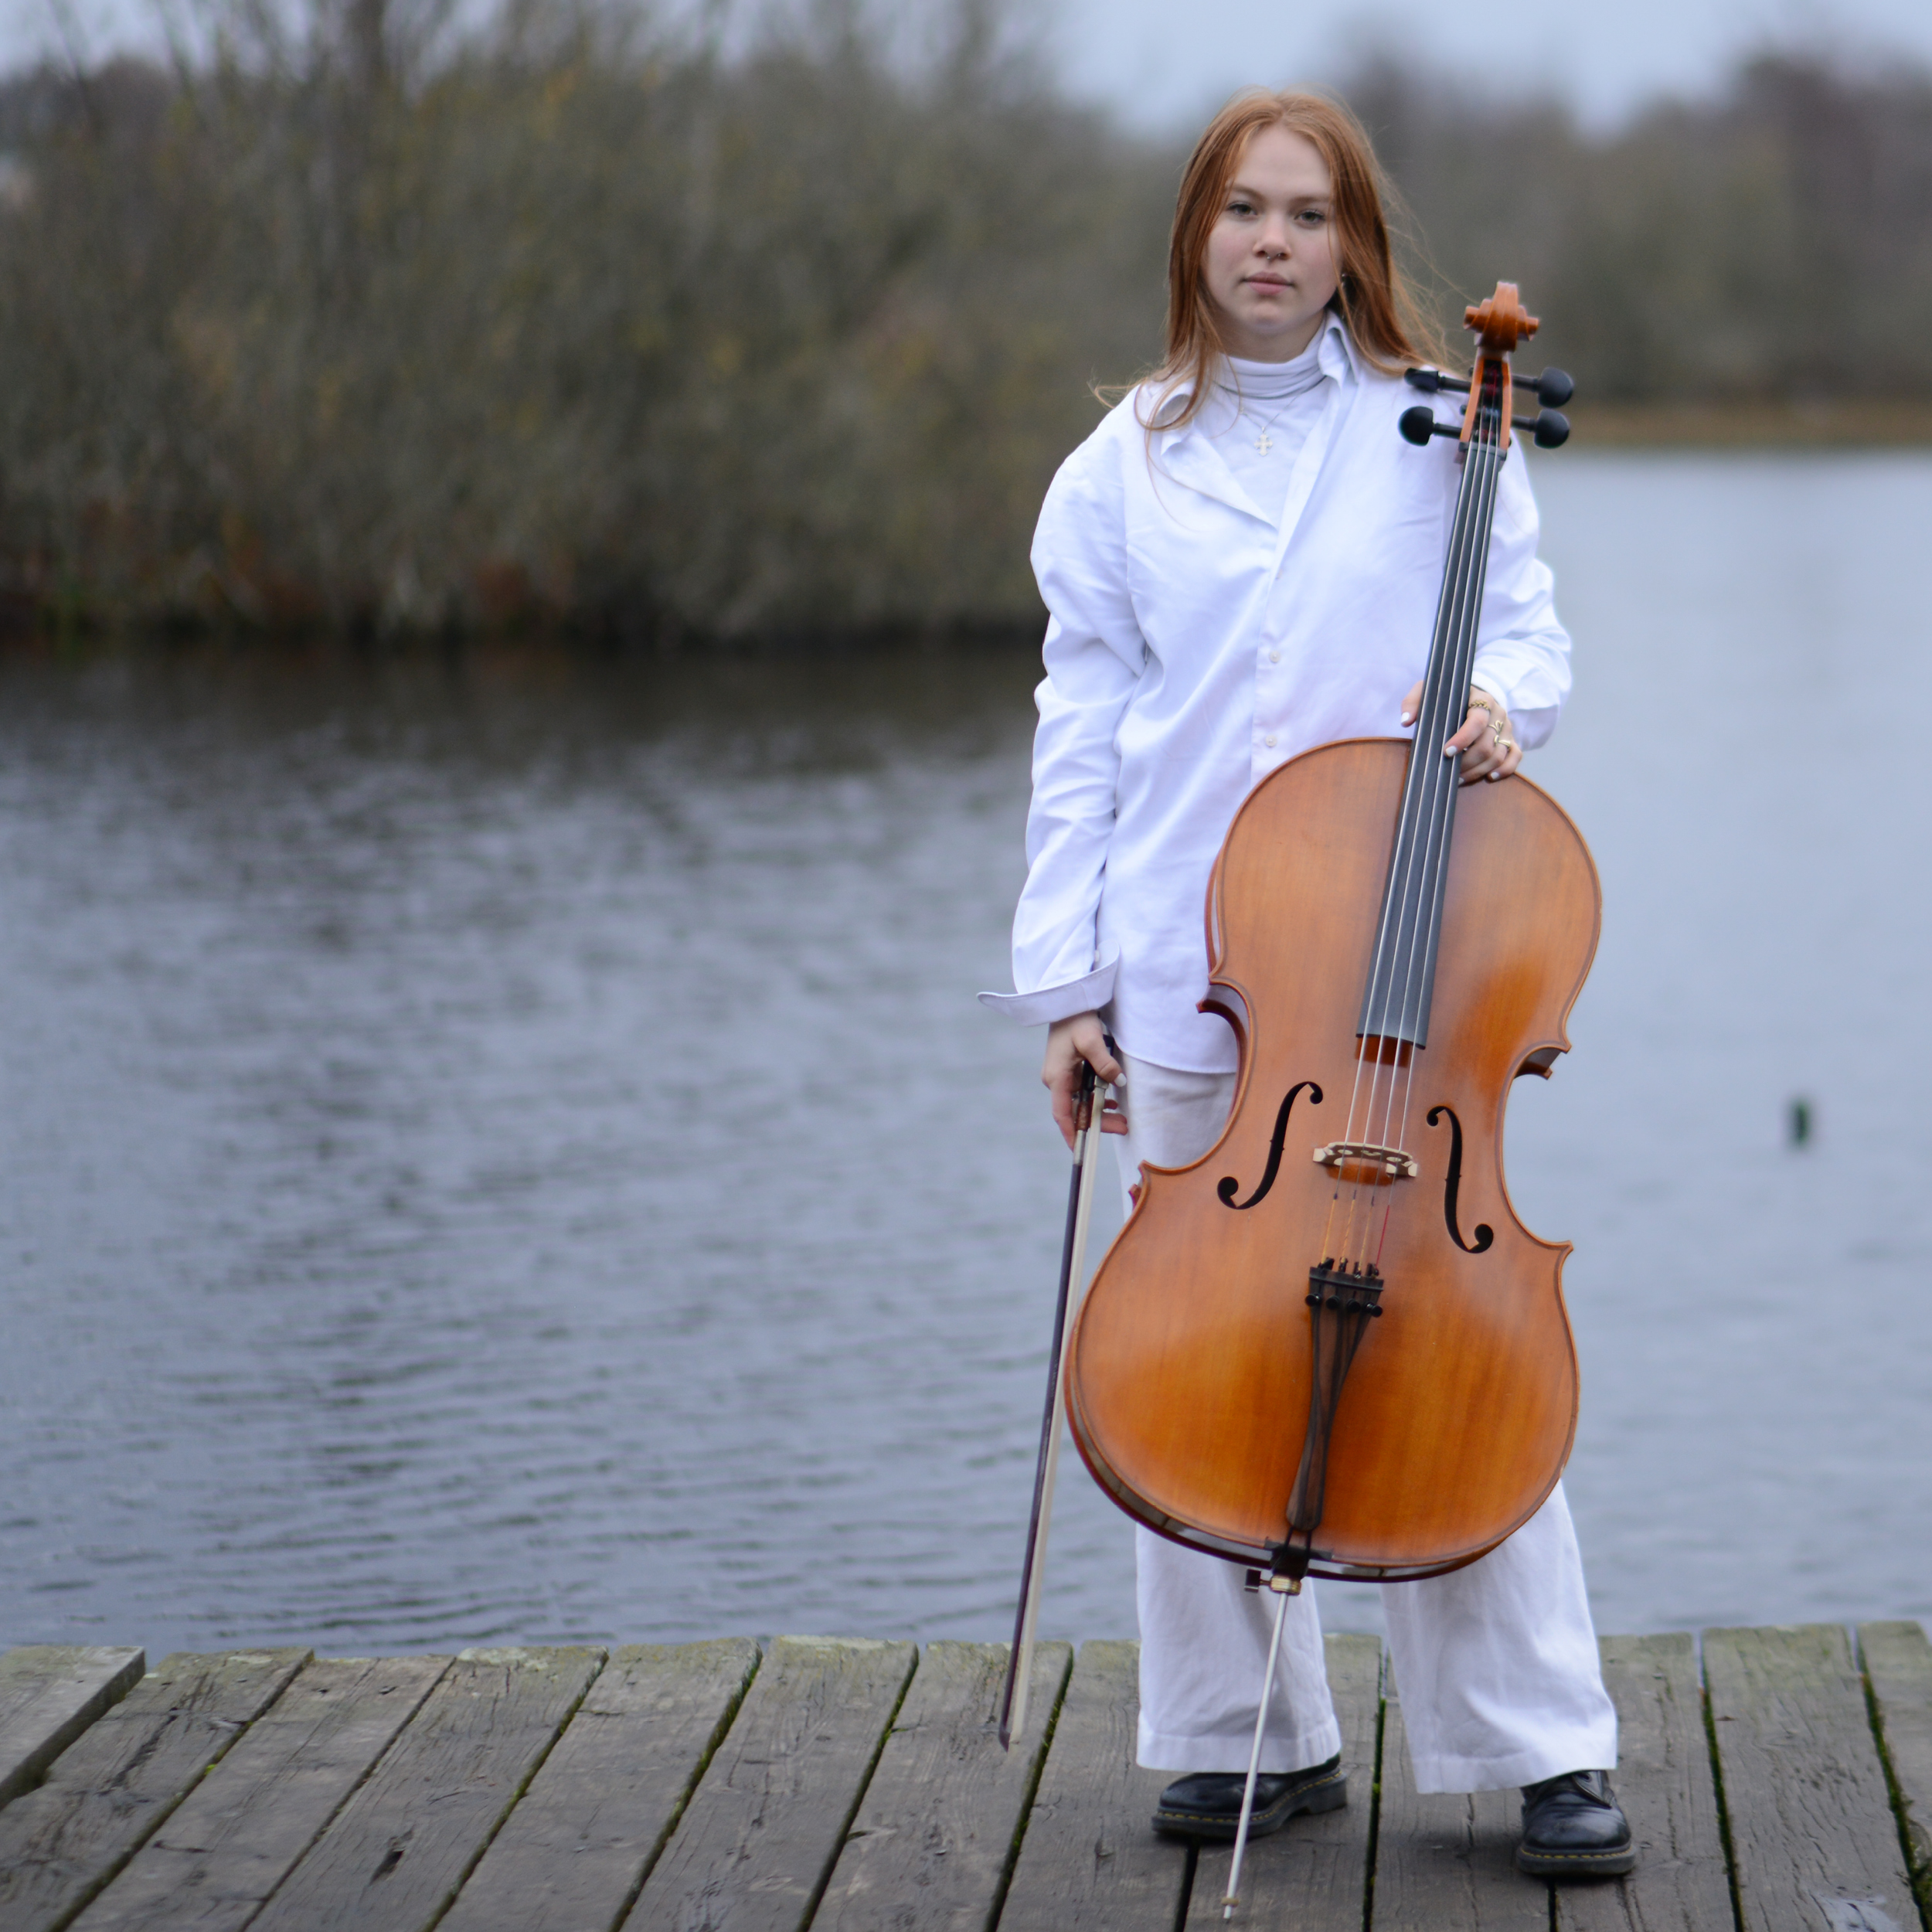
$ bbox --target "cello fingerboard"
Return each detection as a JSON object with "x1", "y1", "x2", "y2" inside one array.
[{"x1": 1356, "y1": 360, "x2": 1509, "y2": 1047}]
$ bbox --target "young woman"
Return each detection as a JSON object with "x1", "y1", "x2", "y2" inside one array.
[{"x1": 982, "y1": 90, "x2": 1633, "y2": 1879}]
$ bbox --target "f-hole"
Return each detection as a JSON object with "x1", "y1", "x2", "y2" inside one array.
[
  {"x1": 1219, "y1": 1080, "x2": 1321, "y2": 1210},
  {"x1": 1426, "y1": 1104, "x2": 1493, "y2": 1253}
]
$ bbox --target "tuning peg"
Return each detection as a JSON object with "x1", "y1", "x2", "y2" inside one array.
[
  {"x1": 1509, "y1": 408, "x2": 1570, "y2": 448},
  {"x1": 1512, "y1": 367, "x2": 1574, "y2": 407},
  {"x1": 1404, "y1": 366, "x2": 1471, "y2": 396},
  {"x1": 1399, "y1": 405, "x2": 1460, "y2": 445}
]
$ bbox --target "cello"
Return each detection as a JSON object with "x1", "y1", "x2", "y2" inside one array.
[{"x1": 1001, "y1": 281, "x2": 1591, "y2": 1912}]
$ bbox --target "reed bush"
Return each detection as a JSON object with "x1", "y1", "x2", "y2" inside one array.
[
  {"x1": 0, "y1": 8, "x2": 1927, "y2": 641},
  {"x1": 0, "y1": 3, "x2": 1172, "y2": 638}
]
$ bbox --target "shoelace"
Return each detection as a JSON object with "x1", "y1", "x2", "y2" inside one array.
[{"x1": 1526, "y1": 1770, "x2": 1613, "y2": 1808}]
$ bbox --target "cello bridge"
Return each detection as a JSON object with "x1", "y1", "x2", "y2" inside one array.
[{"x1": 1313, "y1": 1141, "x2": 1417, "y2": 1184}]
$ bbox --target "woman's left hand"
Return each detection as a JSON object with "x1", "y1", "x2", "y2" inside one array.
[{"x1": 1400, "y1": 682, "x2": 1522, "y2": 784}]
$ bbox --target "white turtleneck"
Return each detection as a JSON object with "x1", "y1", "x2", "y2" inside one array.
[{"x1": 1196, "y1": 335, "x2": 1335, "y2": 527}]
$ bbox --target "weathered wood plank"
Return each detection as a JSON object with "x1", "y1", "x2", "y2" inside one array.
[
  {"x1": 246, "y1": 1645, "x2": 604, "y2": 1932},
  {"x1": 626, "y1": 1635, "x2": 917, "y2": 1932},
  {"x1": 1556, "y1": 1633, "x2": 1733, "y2": 1932},
  {"x1": 814, "y1": 1638, "x2": 1072, "y2": 1930},
  {"x1": 1859, "y1": 1621, "x2": 1932, "y2": 1888},
  {"x1": 997, "y1": 1638, "x2": 1192, "y2": 1932},
  {"x1": 437, "y1": 1638, "x2": 760, "y2": 1932},
  {"x1": 0, "y1": 1648, "x2": 311, "y2": 1932},
  {"x1": 0, "y1": 1648, "x2": 147, "y2": 1811},
  {"x1": 67, "y1": 1654, "x2": 449, "y2": 1932},
  {"x1": 1704, "y1": 1624, "x2": 1913, "y2": 1932},
  {"x1": 1184, "y1": 1632, "x2": 1381, "y2": 1930},
  {"x1": 1369, "y1": 1686, "x2": 1547, "y2": 1930}
]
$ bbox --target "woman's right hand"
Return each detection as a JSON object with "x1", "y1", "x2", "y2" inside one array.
[
  {"x1": 1400, "y1": 681, "x2": 1522, "y2": 784},
  {"x1": 1042, "y1": 1013, "x2": 1126, "y2": 1150}
]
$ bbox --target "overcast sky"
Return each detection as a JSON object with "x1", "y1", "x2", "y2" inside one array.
[
  {"x1": 6, "y1": 0, "x2": 1931, "y2": 126},
  {"x1": 1048, "y1": 0, "x2": 1932, "y2": 130}
]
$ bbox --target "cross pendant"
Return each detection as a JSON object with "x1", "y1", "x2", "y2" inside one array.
[{"x1": 1254, "y1": 432, "x2": 1273, "y2": 454}]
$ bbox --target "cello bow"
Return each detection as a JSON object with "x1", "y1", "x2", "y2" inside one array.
[{"x1": 998, "y1": 1051, "x2": 1111, "y2": 1748}]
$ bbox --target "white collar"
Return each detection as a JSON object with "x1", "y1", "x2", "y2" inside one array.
[
  {"x1": 1145, "y1": 315, "x2": 1359, "y2": 431},
  {"x1": 1219, "y1": 340, "x2": 1326, "y2": 401}
]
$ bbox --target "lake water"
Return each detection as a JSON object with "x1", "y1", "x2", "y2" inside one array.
[{"x1": 4, "y1": 451, "x2": 1932, "y2": 1660}]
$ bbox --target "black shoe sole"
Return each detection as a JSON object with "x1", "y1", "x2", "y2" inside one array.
[
  {"x1": 1152, "y1": 1768, "x2": 1348, "y2": 1841},
  {"x1": 1514, "y1": 1840, "x2": 1638, "y2": 1878}
]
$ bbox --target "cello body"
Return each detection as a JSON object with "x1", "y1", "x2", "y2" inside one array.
[{"x1": 1066, "y1": 734, "x2": 1600, "y2": 1580}]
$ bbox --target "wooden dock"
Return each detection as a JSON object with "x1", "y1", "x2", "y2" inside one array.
[{"x1": 1, "y1": 1623, "x2": 1928, "y2": 1930}]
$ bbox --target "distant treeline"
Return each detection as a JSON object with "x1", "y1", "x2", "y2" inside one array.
[
  {"x1": 1358, "y1": 57, "x2": 1932, "y2": 412},
  {"x1": 1, "y1": 6, "x2": 1928, "y2": 641}
]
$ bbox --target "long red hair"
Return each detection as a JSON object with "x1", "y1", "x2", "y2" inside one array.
[{"x1": 1143, "y1": 88, "x2": 1441, "y2": 432}]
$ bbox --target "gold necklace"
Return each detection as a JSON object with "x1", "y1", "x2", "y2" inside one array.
[{"x1": 1222, "y1": 378, "x2": 1318, "y2": 454}]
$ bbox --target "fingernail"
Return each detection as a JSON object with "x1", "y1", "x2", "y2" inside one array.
[{"x1": 1400, "y1": 711, "x2": 1413, "y2": 725}]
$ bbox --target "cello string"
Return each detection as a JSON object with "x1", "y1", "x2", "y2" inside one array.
[
  {"x1": 1375, "y1": 399, "x2": 1501, "y2": 1173},
  {"x1": 1335, "y1": 559, "x2": 1455, "y2": 1150},
  {"x1": 1345, "y1": 350, "x2": 1505, "y2": 1267},
  {"x1": 1360, "y1": 374, "x2": 1501, "y2": 1256},
  {"x1": 1377, "y1": 387, "x2": 1509, "y2": 1260},
  {"x1": 1330, "y1": 559, "x2": 1453, "y2": 1258},
  {"x1": 1379, "y1": 392, "x2": 1501, "y2": 1162},
  {"x1": 1366, "y1": 428, "x2": 1495, "y2": 1259},
  {"x1": 1340, "y1": 377, "x2": 1492, "y2": 1263},
  {"x1": 1335, "y1": 383, "x2": 1493, "y2": 1266},
  {"x1": 1357, "y1": 383, "x2": 1492, "y2": 1168}
]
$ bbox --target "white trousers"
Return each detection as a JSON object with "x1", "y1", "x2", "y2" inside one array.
[{"x1": 1114, "y1": 1053, "x2": 1618, "y2": 1794}]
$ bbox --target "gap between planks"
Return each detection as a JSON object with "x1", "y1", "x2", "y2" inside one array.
[
  {"x1": 5, "y1": 1624, "x2": 1932, "y2": 1932},
  {"x1": 0, "y1": 1648, "x2": 147, "y2": 1811}
]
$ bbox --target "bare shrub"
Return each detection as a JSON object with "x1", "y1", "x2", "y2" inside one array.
[
  {"x1": 0, "y1": 2, "x2": 1171, "y2": 638},
  {"x1": 2, "y1": 18, "x2": 1929, "y2": 639}
]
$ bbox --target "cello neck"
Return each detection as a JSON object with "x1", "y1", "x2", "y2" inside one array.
[{"x1": 1357, "y1": 293, "x2": 1529, "y2": 1051}]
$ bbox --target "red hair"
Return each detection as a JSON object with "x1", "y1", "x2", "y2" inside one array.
[{"x1": 1144, "y1": 88, "x2": 1441, "y2": 432}]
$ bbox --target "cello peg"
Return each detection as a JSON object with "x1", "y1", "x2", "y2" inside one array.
[
  {"x1": 1405, "y1": 366, "x2": 1471, "y2": 396},
  {"x1": 1399, "y1": 405, "x2": 1459, "y2": 446},
  {"x1": 1511, "y1": 409, "x2": 1571, "y2": 448},
  {"x1": 1513, "y1": 367, "x2": 1575, "y2": 406}
]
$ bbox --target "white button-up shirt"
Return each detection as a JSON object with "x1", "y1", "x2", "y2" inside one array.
[{"x1": 981, "y1": 318, "x2": 1573, "y2": 1073}]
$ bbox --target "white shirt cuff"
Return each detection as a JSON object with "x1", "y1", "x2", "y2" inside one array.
[
  {"x1": 978, "y1": 954, "x2": 1119, "y2": 1027},
  {"x1": 1469, "y1": 669, "x2": 1515, "y2": 716}
]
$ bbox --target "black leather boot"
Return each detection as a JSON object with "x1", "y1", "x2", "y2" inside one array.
[
  {"x1": 1515, "y1": 1769, "x2": 1636, "y2": 1876},
  {"x1": 1152, "y1": 1754, "x2": 1346, "y2": 1839}
]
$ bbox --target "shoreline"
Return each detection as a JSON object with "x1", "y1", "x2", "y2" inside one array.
[{"x1": 1564, "y1": 398, "x2": 1932, "y2": 447}]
